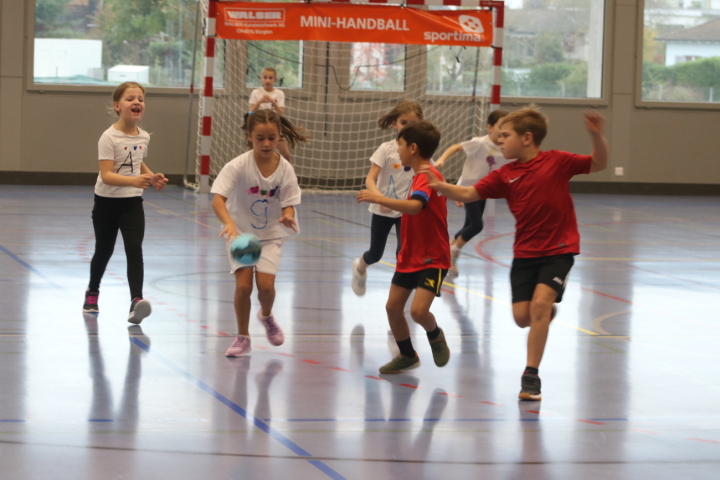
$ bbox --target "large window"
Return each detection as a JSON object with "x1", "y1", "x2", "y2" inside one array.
[
  {"x1": 427, "y1": 1, "x2": 605, "y2": 99},
  {"x1": 642, "y1": 1, "x2": 720, "y2": 103},
  {"x1": 34, "y1": 0, "x2": 200, "y2": 87}
]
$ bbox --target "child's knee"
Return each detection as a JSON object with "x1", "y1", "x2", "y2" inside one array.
[
  {"x1": 530, "y1": 297, "x2": 554, "y2": 321},
  {"x1": 235, "y1": 281, "x2": 253, "y2": 298},
  {"x1": 409, "y1": 306, "x2": 430, "y2": 323},
  {"x1": 385, "y1": 300, "x2": 404, "y2": 317}
]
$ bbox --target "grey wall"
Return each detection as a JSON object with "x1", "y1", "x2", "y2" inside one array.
[{"x1": 1, "y1": 0, "x2": 720, "y2": 188}]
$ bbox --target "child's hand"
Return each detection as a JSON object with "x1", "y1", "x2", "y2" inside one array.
[
  {"x1": 220, "y1": 223, "x2": 238, "y2": 240},
  {"x1": 454, "y1": 201, "x2": 464, "y2": 207},
  {"x1": 357, "y1": 189, "x2": 380, "y2": 204},
  {"x1": 417, "y1": 165, "x2": 442, "y2": 189},
  {"x1": 152, "y1": 173, "x2": 169, "y2": 191},
  {"x1": 135, "y1": 174, "x2": 154, "y2": 189},
  {"x1": 279, "y1": 215, "x2": 298, "y2": 232},
  {"x1": 584, "y1": 110, "x2": 605, "y2": 135}
]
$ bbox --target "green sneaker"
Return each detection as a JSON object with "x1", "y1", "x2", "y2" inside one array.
[
  {"x1": 378, "y1": 354, "x2": 420, "y2": 374},
  {"x1": 429, "y1": 328, "x2": 450, "y2": 367}
]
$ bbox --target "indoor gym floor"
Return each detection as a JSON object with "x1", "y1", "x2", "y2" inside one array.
[{"x1": 0, "y1": 185, "x2": 718, "y2": 479}]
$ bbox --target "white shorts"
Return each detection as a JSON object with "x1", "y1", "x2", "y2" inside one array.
[{"x1": 226, "y1": 237, "x2": 283, "y2": 275}]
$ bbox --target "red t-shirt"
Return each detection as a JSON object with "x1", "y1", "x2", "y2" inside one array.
[
  {"x1": 473, "y1": 150, "x2": 592, "y2": 258},
  {"x1": 397, "y1": 166, "x2": 451, "y2": 272}
]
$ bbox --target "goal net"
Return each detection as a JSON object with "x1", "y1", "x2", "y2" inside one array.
[{"x1": 192, "y1": 0, "x2": 503, "y2": 192}]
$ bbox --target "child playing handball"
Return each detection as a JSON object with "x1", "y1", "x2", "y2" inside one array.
[
  {"x1": 249, "y1": 67, "x2": 292, "y2": 162},
  {"x1": 420, "y1": 106, "x2": 608, "y2": 400},
  {"x1": 82, "y1": 82, "x2": 168, "y2": 324},
  {"x1": 351, "y1": 100, "x2": 424, "y2": 296},
  {"x1": 211, "y1": 110, "x2": 309, "y2": 357},
  {"x1": 358, "y1": 120, "x2": 451, "y2": 374}
]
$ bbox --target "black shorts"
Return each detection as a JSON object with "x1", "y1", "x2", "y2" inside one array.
[
  {"x1": 392, "y1": 268, "x2": 448, "y2": 297},
  {"x1": 510, "y1": 254, "x2": 575, "y2": 304}
]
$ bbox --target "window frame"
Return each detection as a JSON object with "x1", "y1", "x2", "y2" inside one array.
[{"x1": 635, "y1": 0, "x2": 720, "y2": 111}]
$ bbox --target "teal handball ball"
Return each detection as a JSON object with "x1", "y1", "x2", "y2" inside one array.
[{"x1": 231, "y1": 233, "x2": 262, "y2": 265}]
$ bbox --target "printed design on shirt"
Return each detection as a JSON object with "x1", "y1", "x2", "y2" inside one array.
[
  {"x1": 392, "y1": 163, "x2": 402, "y2": 169},
  {"x1": 383, "y1": 176, "x2": 413, "y2": 200},
  {"x1": 486, "y1": 155, "x2": 496, "y2": 167},
  {"x1": 247, "y1": 185, "x2": 280, "y2": 197},
  {"x1": 250, "y1": 199, "x2": 269, "y2": 229},
  {"x1": 115, "y1": 145, "x2": 144, "y2": 173}
]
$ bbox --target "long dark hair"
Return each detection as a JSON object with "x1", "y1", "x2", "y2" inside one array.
[{"x1": 241, "y1": 110, "x2": 310, "y2": 148}]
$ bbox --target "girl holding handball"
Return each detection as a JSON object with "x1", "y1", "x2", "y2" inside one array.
[{"x1": 211, "y1": 110, "x2": 309, "y2": 357}]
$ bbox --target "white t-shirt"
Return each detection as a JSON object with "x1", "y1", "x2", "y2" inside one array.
[
  {"x1": 249, "y1": 88, "x2": 285, "y2": 111},
  {"x1": 211, "y1": 150, "x2": 301, "y2": 240},
  {"x1": 456, "y1": 135, "x2": 512, "y2": 187},
  {"x1": 94, "y1": 125, "x2": 150, "y2": 198},
  {"x1": 367, "y1": 139, "x2": 415, "y2": 218}
]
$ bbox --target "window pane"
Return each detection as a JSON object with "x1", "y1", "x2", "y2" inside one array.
[
  {"x1": 349, "y1": 43, "x2": 406, "y2": 91},
  {"x1": 34, "y1": 0, "x2": 201, "y2": 87},
  {"x1": 426, "y1": 46, "x2": 493, "y2": 95},
  {"x1": 246, "y1": 41, "x2": 303, "y2": 88},
  {"x1": 427, "y1": 1, "x2": 605, "y2": 98},
  {"x1": 642, "y1": 3, "x2": 720, "y2": 103}
]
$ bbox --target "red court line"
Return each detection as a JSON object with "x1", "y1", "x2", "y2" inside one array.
[
  {"x1": 578, "y1": 419, "x2": 605, "y2": 425},
  {"x1": 688, "y1": 438, "x2": 719, "y2": 444},
  {"x1": 303, "y1": 360, "x2": 321, "y2": 364},
  {"x1": 399, "y1": 383, "x2": 419, "y2": 389}
]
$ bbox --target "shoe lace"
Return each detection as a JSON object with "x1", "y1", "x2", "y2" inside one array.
[
  {"x1": 86, "y1": 293, "x2": 99, "y2": 304},
  {"x1": 233, "y1": 336, "x2": 249, "y2": 348},
  {"x1": 263, "y1": 317, "x2": 280, "y2": 335}
]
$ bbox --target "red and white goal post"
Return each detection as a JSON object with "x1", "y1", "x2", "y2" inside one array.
[{"x1": 193, "y1": 0, "x2": 504, "y2": 192}]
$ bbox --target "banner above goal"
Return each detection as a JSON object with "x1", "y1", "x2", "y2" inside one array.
[{"x1": 215, "y1": 2, "x2": 493, "y2": 47}]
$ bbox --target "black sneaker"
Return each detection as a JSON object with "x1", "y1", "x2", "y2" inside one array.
[
  {"x1": 82, "y1": 289, "x2": 99, "y2": 313},
  {"x1": 518, "y1": 373, "x2": 542, "y2": 401},
  {"x1": 128, "y1": 297, "x2": 152, "y2": 325}
]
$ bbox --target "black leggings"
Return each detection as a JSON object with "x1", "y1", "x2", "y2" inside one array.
[
  {"x1": 362, "y1": 214, "x2": 401, "y2": 265},
  {"x1": 88, "y1": 195, "x2": 145, "y2": 300},
  {"x1": 454, "y1": 199, "x2": 487, "y2": 242}
]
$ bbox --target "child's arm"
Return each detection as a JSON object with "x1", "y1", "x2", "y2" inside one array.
[
  {"x1": 140, "y1": 162, "x2": 169, "y2": 191},
  {"x1": 279, "y1": 206, "x2": 298, "y2": 232},
  {"x1": 212, "y1": 194, "x2": 239, "y2": 239},
  {"x1": 434, "y1": 143, "x2": 463, "y2": 169},
  {"x1": 365, "y1": 164, "x2": 383, "y2": 196},
  {"x1": 99, "y1": 160, "x2": 153, "y2": 189},
  {"x1": 585, "y1": 111, "x2": 609, "y2": 173},
  {"x1": 357, "y1": 190, "x2": 424, "y2": 215},
  {"x1": 417, "y1": 165, "x2": 481, "y2": 203}
]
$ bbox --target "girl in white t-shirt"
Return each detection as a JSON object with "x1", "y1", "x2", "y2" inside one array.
[
  {"x1": 351, "y1": 100, "x2": 424, "y2": 296},
  {"x1": 82, "y1": 82, "x2": 168, "y2": 324},
  {"x1": 212, "y1": 110, "x2": 309, "y2": 357},
  {"x1": 435, "y1": 109, "x2": 510, "y2": 275},
  {"x1": 248, "y1": 67, "x2": 292, "y2": 162}
]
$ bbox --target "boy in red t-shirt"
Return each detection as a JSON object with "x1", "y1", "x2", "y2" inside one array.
[
  {"x1": 358, "y1": 120, "x2": 451, "y2": 374},
  {"x1": 420, "y1": 106, "x2": 608, "y2": 400}
]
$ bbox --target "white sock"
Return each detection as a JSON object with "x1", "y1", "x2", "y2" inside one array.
[{"x1": 357, "y1": 256, "x2": 368, "y2": 274}]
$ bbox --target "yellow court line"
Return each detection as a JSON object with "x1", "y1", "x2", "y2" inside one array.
[
  {"x1": 591, "y1": 310, "x2": 632, "y2": 336},
  {"x1": 555, "y1": 320, "x2": 598, "y2": 336}
]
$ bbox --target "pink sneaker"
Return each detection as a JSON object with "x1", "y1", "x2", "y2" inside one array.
[
  {"x1": 225, "y1": 335, "x2": 251, "y2": 357},
  {"x1": 258, "y1": 310, "x2": 284, "y2": 346}
]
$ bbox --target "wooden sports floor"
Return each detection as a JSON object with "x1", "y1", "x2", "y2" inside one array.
[{"x1": 1, "y1": 185, "x2": 718, "y2": 479}]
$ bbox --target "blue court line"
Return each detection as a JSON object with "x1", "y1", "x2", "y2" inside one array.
[
  {"x1": 0, "y1": 420, "x2": 25, "y2": 423},
  {"x1": 0, "y1": 244, "x2": 64, "y2": 291},
  {"x1": 129, "y1": 337, "x2": 347, "y2": 480}
]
